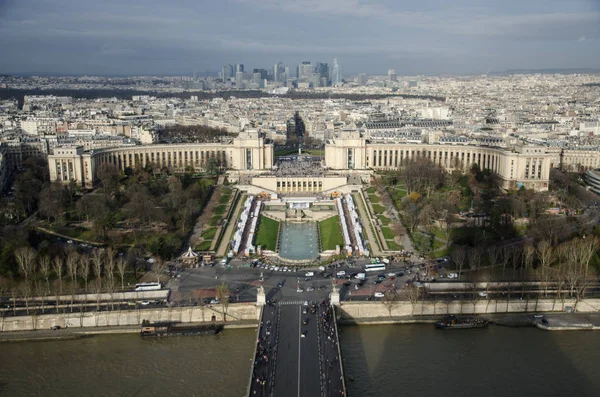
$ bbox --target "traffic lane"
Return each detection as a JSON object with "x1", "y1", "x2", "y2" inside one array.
[
  {"x1": 273, "y1": 305, "x2": 300, "y2": 397},
  {"x1": 300, "y1": 306, "x2": 321, "y2": 397}
]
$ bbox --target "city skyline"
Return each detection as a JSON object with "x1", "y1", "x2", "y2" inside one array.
[{"x1": 0, "y1": 0, "x2": 599, "y2": 76}]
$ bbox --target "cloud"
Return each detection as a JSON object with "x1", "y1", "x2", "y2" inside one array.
[{"x1": 578, "y1": 36, "x2": 587, "y2": 41}]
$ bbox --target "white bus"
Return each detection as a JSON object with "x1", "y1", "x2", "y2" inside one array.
[
  {"x1": 364, "y1": 264, "x2": 386, "y2": 272},
  {"x1": 135, "y1": 282, "x2": 162, "y2": 291}
]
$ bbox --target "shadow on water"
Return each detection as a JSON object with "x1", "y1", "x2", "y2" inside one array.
[{"x1": 339, "y1": 314, "x2": 600, "y2": 397}]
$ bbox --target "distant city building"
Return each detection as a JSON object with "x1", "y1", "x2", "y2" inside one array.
[
  {"x1": 388, "y1": 69, "x2": 397, "y2": 82},
  {"x1": 357, "y1": 73, "x2": 367, "y2": 86},
  {"x1": 253, "y1": 69, "x2": 268, "y2": 80},
  {"x1": 331, "y1": 58, "x2": 342, "y2": 86},
  {"x1": 236, "y1": 71, "x2": 244, "y2": 88},
  {"x1": 235, "y1": 64, "x2": 245, "y2": 74},
  {"x1": 222, "y1": 64, "x2": 234, "y2": 80},
  {"x1": 297, "y1": 61, "x2": 312, "y2": 80},
  {"x1": 316, "y1": 62, "x2": 329, "y2": 85},
  {"x1": 274, "y1": 62, "x2": 285, "y2": 82},
  {"x1": 311, "y1": 73, "x2": 322, "y2": 88}
]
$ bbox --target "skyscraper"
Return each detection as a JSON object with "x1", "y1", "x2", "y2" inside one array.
[
  {"x1": 357, "y1": 73, "x2": 367, "y2": 86},
  {"x1": 235, "y1": 64, "x2": 244, "y2": 74},
  {"x1": 331, "y1": 57, "x2": 342, "y2": 86},
  {"x1": 388, "y1": 69, "x2": 397, "y2": 82},
  {"x1": 222, "y1": 64, "x2": 234, "y2": 80},
  {"x1": 316, "y1": 62, "x2": 329, "y2": 85},
  {"x1": 274, "y1": 62, "x2": 285, "y2": 82},
  {"x1": 297, "y1": 61, "x2": 312, "y2": 80},
  {"x1": 236, "y1": 71, "x2": 244, "y2": 88}
]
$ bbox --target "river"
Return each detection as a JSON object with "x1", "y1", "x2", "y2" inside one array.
[{"x1": 1, "y1": 325, "x2": 599, "y2": 397}]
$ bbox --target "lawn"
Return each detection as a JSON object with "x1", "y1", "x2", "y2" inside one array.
[
  {"x1": 386, "y1": 240, "x2": 403, "y2": 250},
  {"x1": 255, "y1": 215, "x2": 279, "y2": 251},
  {"x1": 381, "y1": 226, "x2": 395, "y2": 240},
  {"x1": 432, "y1": 227, "x2": 448, "y2": 241},
  {"x1": 219, "y1": 193, "x2": 232, "y2": 205},
  {"x1": 319, "y1": 215, "x2": 345, "y2": 251},
  {"x1": 366, "y1": 187, "x2": 376, "y2": 194},
  {"x1": 201, "y1": 227, "x2": 217, "y2": 240},
  {"x1": 210, "y1": 215, "x2": 222, "y2": 226},
  {"x1": 368, "y1": 194, "x2": 380, "y2": 203},
  {"x1": 377, "y1": 214, "x2": 391, "y2": 226},
  {"x1": 213, "y1": 205, "x2": 228, "y2": 215},
  {"x1": 371, "y1": 204, "x2": 386, "y2": 215},
  {"x1": 195, "y1": 240, "x2": 212, "y2": 251}
]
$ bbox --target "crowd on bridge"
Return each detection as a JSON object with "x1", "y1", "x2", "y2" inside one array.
[
  {"x1": 319, "y1": 299, "x2": 345, "y2": 397},
  {"x1": 250, "y1": 309, "x2": 277, "y2": 396}
]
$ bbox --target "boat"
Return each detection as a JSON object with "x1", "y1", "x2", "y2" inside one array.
[
  {"x1": 141, "y1": 322, "x2": 224, "y2": 337},
  {"x1": 435, "y1": 315, "x2": 489, "y2": 329}
]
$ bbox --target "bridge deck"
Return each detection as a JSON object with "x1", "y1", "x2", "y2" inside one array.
[{"x1": 248, "y1": 300, "x2": 346, "y2": 397}]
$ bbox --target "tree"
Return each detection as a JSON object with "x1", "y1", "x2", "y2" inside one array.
[
  {"x1": 52, "y1": 256, "x2": 64, "y2": 311},
  {"x1": 383, "y1": 289, "x2": 400, "y2": 317},
  {"x1": 152, "y1": 259, "x2": 168, "y2": 284},
  {"x1": 468, "y1": 247, "x2": 483, "y2": 276},
  {"x1": 116, "y1": 257, "x2": 127, "y2": 290},
  {"x1": 15, "y1": 247, "x2": 36, "y2": 285},
  {"x1": 216, "y1": 283, "x2": 230, "y2": 321},
  {"x1": 536, "y1": 240, "x2": 554, "y2": 297},
  {"x1": 39, "y1": 255, "x2": 51, "y2": 294},
  {"x1": 66, "y1": 251, "x2": 79, "y2": 311},
  {"x1": 91, "y1": 249, "x2": 104, "y2": 291},
  {"x1": 79, "y1": 253, "x2": 90, "y2": 292},
  {"x1": 452, "y1": 246, "x2": 467, "y2": 279},
  {"x1": 97, "y1": 163, "x2": 120, "y2": 195},
  {"x1": 403, "y1": 284, "x2": 422, "y2": 315}
]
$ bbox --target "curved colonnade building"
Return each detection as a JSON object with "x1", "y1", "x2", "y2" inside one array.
[{"x1": 48, "y1": 131, "x2": 599, "y2": 194}]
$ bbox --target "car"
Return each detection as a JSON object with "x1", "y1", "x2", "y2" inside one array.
[
  {"x1": 303, "y1": 301, "x2": 309, "y2": 306},
  {"x1": 478, "y1": 292, "x2": 487, "y2": 297},
  {"x1": 533, "y1": 314, "x2": 544, "y2": 319},
  {"x1": 541, "y1": 318, "x2": 549, "y2": 325},
  {"x1": 297, "y1": 288, "x2": 304, "y2": 293},
  {"x1": 386, "y1": 272, "x2": 396, "y2": 278},
  {"x1": 377, "y1": 274, "x2": 386, "y2": 280},
  {"x1": 140, "y1": 300, "x2": 150, "y2": 306},
  {"x1": 67, "y1": 240, "x2": 74, "y2": 244},
  {"x1": 304, "y1": 277, "x2": 312, "y2": 281},
  {"x1": 336, "y1": 271, "x2": 346, "y2": 278},
  {"x1": 210, "y1": 299, "x2": 219, "y2": 304},
  {"x1": 374, "y1": 292, "x2": 385, "y2": 298},
  {"x1": 374, "y1": 280, "x2": 382, "y2": 284},
  {"x1": 302, "y1": 308, "x2": 308, "y2": 314},
  {"x1": 397, "y1": 272, "x2": 405, "y2": 277},
  {"x1": 318, "y1": 285, "x2": 326, "y2": 290},
  {"x1": 50, "y1": 325, "x2": 61, "y2": 330},
  {"x1": 306, "y1": 287, "x2": 315, "y2": 292},
  {"x1": 301, "y1": 331, "x2": 307, "y2": 338},
  {"x1": 278, "y1": 281, "x2": 284, "y2": 288},
  {"x1": 305, "y1": 271, "x2": 314, "y2": 277},
  {"x1": 303, "y1": 318, "x2": 309, "y2": 325}
]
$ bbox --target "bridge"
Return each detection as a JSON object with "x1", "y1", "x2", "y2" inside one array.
[{"x1": 248, "y1": 287, "x2": 346, "y2": 397}]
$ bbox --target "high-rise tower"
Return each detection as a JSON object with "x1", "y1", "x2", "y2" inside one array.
[{"x1": 331, "y1": 58, "x2": 342, "y2": 86}]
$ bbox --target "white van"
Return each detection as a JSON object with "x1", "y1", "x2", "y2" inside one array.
[
  {"x1": 355, "y1": 273, "x2": 366, "y2": 280},
  {"x1": 336, "y1": 270, "x2": 346, "y2": 278},
  {"x1": 305, "y1": 271, "x2": 314, "y2": 277}
]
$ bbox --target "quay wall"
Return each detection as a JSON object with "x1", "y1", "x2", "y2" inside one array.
[
  {"x1": 0, "y1": 303, "x2": 260, "y2": 332},
  {"x1": 339, "y1": 298, "x2": 600, "y2": 320}
]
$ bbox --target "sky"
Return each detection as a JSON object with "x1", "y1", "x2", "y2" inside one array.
[{"x1": 0, "y1": 0, "x2": 599, "y2": 76}]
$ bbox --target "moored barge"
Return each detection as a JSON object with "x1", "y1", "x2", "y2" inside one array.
[
  {"x1": 141, "y1": 322, "x2": 223, "y2": 337},
  {"x1": 435, "y1": 315, "x2": 489, "y2": 329}
]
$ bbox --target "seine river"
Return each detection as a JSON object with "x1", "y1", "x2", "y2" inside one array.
[{"x1": 2, "y1": 325, "x2": 600, "y2": 397}]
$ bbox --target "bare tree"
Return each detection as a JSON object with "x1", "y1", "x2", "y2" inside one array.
[
  {"x1": 510, "y1": 247, "x2": 522, "y2": 280},
  {"x1": 105, "y1": 248, "x2": 116, "y2": 292},
  {"x1": 216, "y1": 283, "x2": 230, "y2": 321},
  {"x1": 383, "y1": 289, "x2": 400, "y2": 317},
  {"x1": 152, "y1": 259, "x2": 168, "y2": 284},
  {"x1": 66, "y1": 251, "x2": 79, "y2": 312},
  {"x1": 499, "y1": 246, "x2": 511, "y2": 280},
  {"x1": 116, "y1": 257, "x2": 127, "y2": 290},
  {"x1": 52, "y1": 256, "x2": 64, "y2": 312},
  {"x1": 15, "y1": 247, "x2": 37, "y2": 285},
  {"x1": 452, "y1": 246, "x2": 468, "y2": 279},
  {"x1": 468, "y1": 247, "x2": 483, "y2": 276},
  {"x1": 403, "y1": 284, "x2": 422, "y2": 315},
  {"x1": 487, "y1": 246, "x2": 500, "y2": 269},
  {"x1": 576, "y1": 236, "x2": 600, "y2": 299},
  {"x1": 19, "y1": 281, "x2": 33, "y2": 315},
  {"x1": 79, "y1": 254, "x2": 90, "y2": 292},
  {"x1": 536, "y1": 240, "x2": 554, "y2": 297},
  {"x1": 91, "y1": 249, "x2": 104, "y2": 291},
  {"x1": 39, "y1": 255, "x2": 51, "y2": 294}
]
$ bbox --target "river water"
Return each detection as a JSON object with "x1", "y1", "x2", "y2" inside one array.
[{"x1": 1, "y1": 325, "x2": 600, "y2": 397}]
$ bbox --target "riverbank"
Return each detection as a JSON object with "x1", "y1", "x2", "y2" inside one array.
[
  {"x1": 0, "y1": 320, "x2": 258, "y2": 343},
  {"x1": 338, "y1": 312, "x2": 600, "y2": 331}
]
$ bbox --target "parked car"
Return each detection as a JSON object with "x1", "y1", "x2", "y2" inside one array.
[
  {"x1": 306, "y1": 287, "x2": 315, "y2": 292},
  {"x1": 374, "y1": 292, "x2": 385, "y2": 298},
  {"x1": 50, "y1": 325, "x2": 61, "y2": 330}
]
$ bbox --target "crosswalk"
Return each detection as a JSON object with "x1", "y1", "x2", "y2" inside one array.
[{"x1": 276, "y1": 300, "x2": 306, "y2": 306}]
